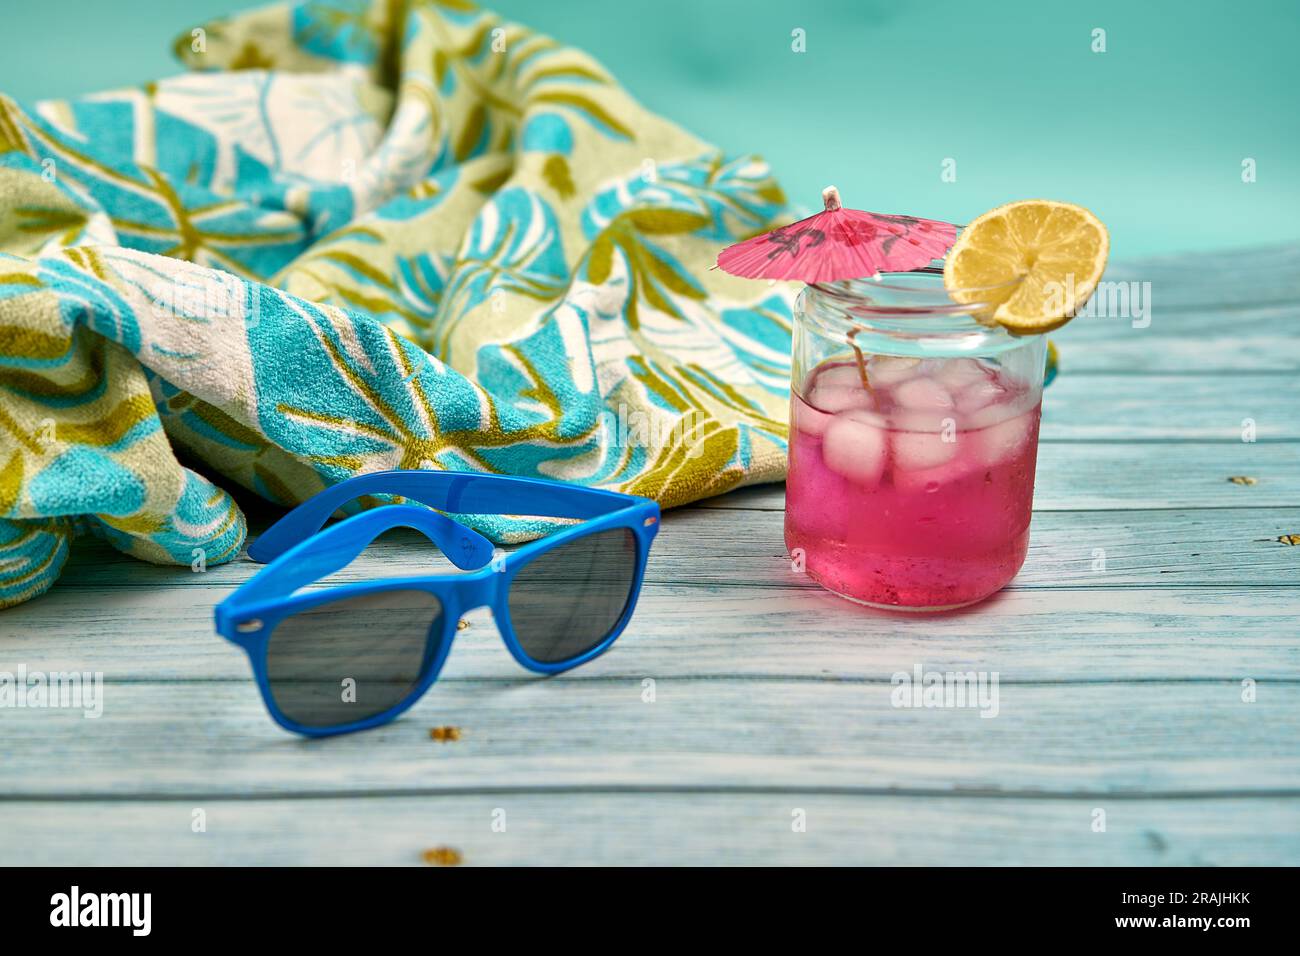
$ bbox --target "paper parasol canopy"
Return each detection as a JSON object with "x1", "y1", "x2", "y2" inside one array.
[{"x1": 717, "y1": 186, "x2": 958, "y2": 283}]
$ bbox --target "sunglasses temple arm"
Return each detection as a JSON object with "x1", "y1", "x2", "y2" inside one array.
[
  {"x1": 250, "y1": 473, "x2": 635, "y2": 559},
  {"x1": 232, "y1": 505, "x2": 497, "y2": 608},
  {"x1": 249, "y1": 500, "x2": 494, "y2": 571},
  {"x1": 232, "y1": 534, "x2": 374, "y2": 606}
]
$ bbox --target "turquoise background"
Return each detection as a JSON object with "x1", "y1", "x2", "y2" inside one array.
[{"x1": 3, "y1": 0, "x2": 1297, "y2": 259}]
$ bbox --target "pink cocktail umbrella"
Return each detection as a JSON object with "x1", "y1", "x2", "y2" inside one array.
[
  {"x1": 719, "y1": 187, "x2": 959, "y2": 393},
  {"x1": 717, "y1": 186, "x2": 957, "y2": 283}
]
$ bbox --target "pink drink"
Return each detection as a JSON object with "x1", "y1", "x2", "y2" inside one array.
[{"x1": 785, "y1": 356, "x2": 1041, "y2": 610}]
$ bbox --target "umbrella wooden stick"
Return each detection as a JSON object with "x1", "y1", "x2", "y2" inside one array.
[{"x1": 845, "y1": 325, "x2": 874, "y2": 395}]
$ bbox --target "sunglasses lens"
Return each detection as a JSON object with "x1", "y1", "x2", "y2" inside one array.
[
  {"x1": 507, "y1": 527, "x2": 639, "y2": 664},
  {"x1": 264, "y1": 589, "x2": 442, "y2": 729}
]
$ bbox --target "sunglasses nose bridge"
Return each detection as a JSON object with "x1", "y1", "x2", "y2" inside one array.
[{"x1": 455, "y1": 566, "x2": 502, "y2": 613}]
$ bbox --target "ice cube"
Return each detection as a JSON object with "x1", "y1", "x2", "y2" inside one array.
[
  {"x1": 793, "y1": 400, "x2": 834, "y2": 438},
  {"x1": 887, "y1": 407, "x2": 960, "y2": 437},
  {"x1": 977, "y1": 412, "x2": 1034, "y2": 466},
  {"x1": 807, "y1": 382, "x2": 876, "y2": 416},
  {"x1": 822, "y1": 410, "x2": 887, "y2": 488},
  {"x1": 934, "y1": 358, "x2": 989, "y2": 391},
  {"x1": 965, "y1": 400, "x2": 1017, "y2": 430},
  {"x1": 813, "y1": 362, "x2": 869, "y2": 389},
  {"x1": 893, "y1": 376, "x2": 955, "y2": 411},
  {"x1": 865, "y1": 355, "x2": 923, "y2": 387},
  {"x1": 891, "y1": 429, "x2": 959, "y2": 472},
  {"x1": 956, "y1": 379, "x2": 1009, "y2": 415}
]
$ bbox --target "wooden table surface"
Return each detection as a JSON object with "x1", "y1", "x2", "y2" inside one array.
[{"x1": 2, "y1": 244, "x2": 1298, "y2": 865}]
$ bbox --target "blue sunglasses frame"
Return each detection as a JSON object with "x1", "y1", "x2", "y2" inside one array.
[{"x1": 214, "y1": 470, "x2": 660, "y2": 737}]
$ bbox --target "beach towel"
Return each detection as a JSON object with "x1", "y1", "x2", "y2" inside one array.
[{"x1": 0, "y1": 0, "x2": 795, "y2": 608}]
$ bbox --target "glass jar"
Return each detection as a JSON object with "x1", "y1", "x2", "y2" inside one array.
[{"x1": 785, "y1": 269, "x2": 1047, "y2": 611}]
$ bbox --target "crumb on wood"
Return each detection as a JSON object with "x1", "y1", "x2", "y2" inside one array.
[
  {"x1": 429, "y1": 726, "x2": 462, "y2": 742},
  {"x1": 1226, "y1": 476, "x2": 1257, "y2": 485},
  {"x1": 421, "y1": 846, "x2": 463, "y2": 865}
]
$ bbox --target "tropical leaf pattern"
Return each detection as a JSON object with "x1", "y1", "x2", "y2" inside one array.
[{"x1": 0, "y1": 0, "x2": 795, "y2": 609}]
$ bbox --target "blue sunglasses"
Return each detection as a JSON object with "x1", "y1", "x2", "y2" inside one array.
[{"x1": 215, "y1": 470, "x2": 660, "y2": 736}]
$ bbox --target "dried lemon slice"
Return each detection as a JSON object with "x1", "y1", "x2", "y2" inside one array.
[{"x1": 944, "y1": 200, "x2": 1109, "y2": 334}]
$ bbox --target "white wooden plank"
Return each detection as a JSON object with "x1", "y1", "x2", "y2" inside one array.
[
  {"x1": 780, "y1": 374, "x2": 1298, "y2": 439},
  {"x1": 1045, "y1": 241, "x2": 1300, "y2": 371},
  {"x1": 1102, "y1": 243, "x2": 1300, "y2": 310},
  {"x1": 703, "y1": 441, "x2": 1300, "y2": 511},
  {"x1": 5, "y1": 582, "x2": 1299, "y2": 681},
  {"x1": 0, "y1": 680, "x2": 1294, "y2": 797},
  {"x1": 1106, "y1": 241, "x2": 1300, "y2": 277},
  {"x1": 2, "y1": 794, "x2": 1294, "y2": 865},
  {"x1": 1041, "y1": 374, "x2": 1298, "y2": 440},
  {"x1": 1100, "y1": 275, "x2": 1300, "y2": 312},
  {"x1": 1051, "y1": 302, "x2": 1300, "y2": 372},
  {"x1": 662, "y1": 507, "x2": 1300, "y2": 589},
  {"x1": 45, "y1": 506, "x2": 1300, "y2": 592},
  {"x1": 655, "y1": 507, "x2": 1300, "y2": 589}
]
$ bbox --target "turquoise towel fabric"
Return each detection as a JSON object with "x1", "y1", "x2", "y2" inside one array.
[{"x1": 0, "y1": 0, "x2": 795, "y2": 608}]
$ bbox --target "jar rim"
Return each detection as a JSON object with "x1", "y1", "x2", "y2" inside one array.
[
  {"x1": 808, "y1": 267, "x2": 1025, "y2": 313},
  {"x1": 797, "y1": 269, "x2": 1034, "y2": 355}
]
